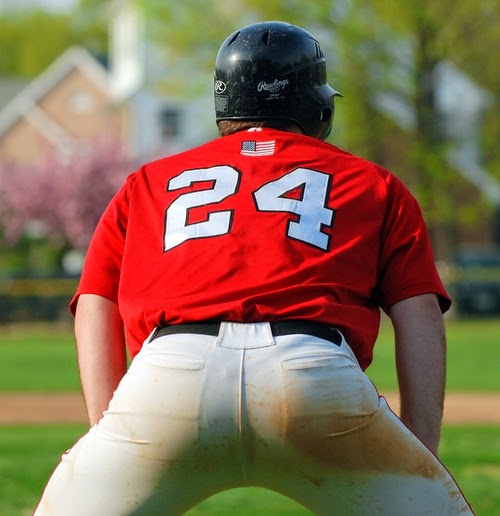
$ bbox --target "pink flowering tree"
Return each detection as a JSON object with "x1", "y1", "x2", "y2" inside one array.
[{"x1": 0, "y1": 138, "x2": 132, "y2": 264}]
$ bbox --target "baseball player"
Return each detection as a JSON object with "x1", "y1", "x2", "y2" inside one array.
[{"x1": 35, "y1": 21, "x2": 473, "y2": 515}]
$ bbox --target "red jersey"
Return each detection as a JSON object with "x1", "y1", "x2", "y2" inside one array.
[{"x1": 70, "y1": 128, "x2": 450, "y2": 370}]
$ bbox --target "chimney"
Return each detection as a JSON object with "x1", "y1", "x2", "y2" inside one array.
[{"x1": 108, "y1": 0, "x2": 144, "y2": 101}]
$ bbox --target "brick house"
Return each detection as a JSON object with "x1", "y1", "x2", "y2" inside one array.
[
  {"x1": 0, "y1": 46, "x2": 128, "y2": 166},
  {"x1": 0, "y1": 0, "x2": 215, "y2": 168}
]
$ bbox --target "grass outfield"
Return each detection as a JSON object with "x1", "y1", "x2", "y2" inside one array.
[
  {"x1": 369, "y1": 316, "x2": 500, "y2": 392},
  {"x1": 0, "y1": 424, "x2": 497, "y2": 515},
  {"x1": 0, "y1": 317, "x2": 499, "y2": 392},
  {"x1": 0, "y1": 318, "x2": 498, "y2": 514}
]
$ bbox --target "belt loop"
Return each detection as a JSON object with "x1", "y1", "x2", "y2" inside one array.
[
  {"x1": 217, "y1": 322, "x2": 275, "y2": 349},
  {"x1": 150, "y1": 320, "x2": 341, "y2": 347}
]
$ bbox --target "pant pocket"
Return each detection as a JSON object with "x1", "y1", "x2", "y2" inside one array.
[
  {"x1": 139, "y1": 352, "x2": 205, "y2": 370},
  {"x1": 133, "y1": 337, "x2": 206, "y2": 370},
  {"x1": 281, "y1": 353, "x2": 379, "y2": 435}
]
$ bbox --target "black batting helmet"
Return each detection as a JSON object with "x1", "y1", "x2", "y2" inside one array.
[{"x1": 214, "y1": 21, "x2": 341, "y2": 140}]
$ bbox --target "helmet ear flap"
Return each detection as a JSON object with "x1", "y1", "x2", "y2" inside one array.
[{"x1": 320, "y1": 108, "x2": 332, "y2": 123}]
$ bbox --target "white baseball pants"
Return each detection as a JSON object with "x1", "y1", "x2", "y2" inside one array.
[{"x1": 35, "y1": 322, "x2": 473, "y2": 515}]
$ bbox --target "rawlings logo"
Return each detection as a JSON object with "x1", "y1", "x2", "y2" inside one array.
[
  {"x1": 214, "y1": 80, "x2": 227, "y2": 94},
  {"x1": 257, "y1": 79, "x2": 289, "y2": 93}
]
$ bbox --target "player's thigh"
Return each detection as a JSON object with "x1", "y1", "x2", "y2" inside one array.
[
  {"x1": 35, "y1": 424, "x2": 174, "y2": 515},
  {"x1": 282, "y1": 399, "x2": 473, "y2": 515},
  {"x1": 36, "y1": 335, "x2": 228, "y2": 515}
]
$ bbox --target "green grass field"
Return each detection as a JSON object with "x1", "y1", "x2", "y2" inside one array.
[
  {"x1": 0, "y1": 424, "x2": 497, "y2": 515},
  {"x1": 1, "y1": 317, "x2": 499, "y2": 392},
  {"x1": 0, "y1": 318, "x2": 499, "y2": 515},
  {"x1": 369, "y1": 316, "x2": 500, "y2": 392}
]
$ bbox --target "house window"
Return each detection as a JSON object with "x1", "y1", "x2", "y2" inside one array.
[
  {"x1": 160, "y1": 108, "x2": 180, "y2": 138},
  {"x1": 67, "y1": 91, "x2": 95, "y2": 113}
]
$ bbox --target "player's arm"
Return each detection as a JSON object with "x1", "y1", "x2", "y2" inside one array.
[
  {"x1": 74, "y1": 293, "x2": 127, "y2": 426},
  {"x1": 389, "y1": 293, "x2": 446, "y2": 455}
]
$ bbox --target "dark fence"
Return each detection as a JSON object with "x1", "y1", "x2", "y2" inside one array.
[
  {"x1": 1, "y1": 272, "x2": 499, "y2": 324},
  {"x1": 0, "y1": 278, "x2": 79, "y2": 323}
]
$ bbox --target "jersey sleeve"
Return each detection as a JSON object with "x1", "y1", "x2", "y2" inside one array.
[
  {"x1": 69, "y1": 173, "x2": 135, "y2": 315},
  {"x1": 375, "y1": 171, "x2": 451, "y2": 313}
]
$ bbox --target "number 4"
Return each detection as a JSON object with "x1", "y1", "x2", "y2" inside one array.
[
  {"x1": 253, "y1": 168, "x2": 335, "y2": 251},
  {"x1": 164, "y1": 166, "x2": 335, "y2": 252}
]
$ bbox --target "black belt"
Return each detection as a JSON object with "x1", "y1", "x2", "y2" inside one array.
[{"x1": 151, "y1": 320, "x2": 341, "y2": 346}]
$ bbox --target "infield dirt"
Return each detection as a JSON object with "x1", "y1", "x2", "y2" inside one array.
[{"x1": 1, "y1": 392, "x2": 499, "y2": 425}]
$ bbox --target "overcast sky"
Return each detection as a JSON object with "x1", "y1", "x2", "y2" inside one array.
[
  {"x1": 43, "y1": 0, "x2": 77, "y2": 9},
  {"x1": 0, "y1": 0, "x2": 78, "y2": 12},
  {"x1": 30, "y1": 0, "x2": 78, "y2": 10}
]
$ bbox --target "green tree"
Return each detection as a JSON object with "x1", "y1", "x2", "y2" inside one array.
[
  {"x1": 138, "y1": 0, "x2": 498, "y2": 253},
  {"x1": 0, "y1": 7, "x2": 106, "y2": 78},
  {"x1": 360, "y1": 1, "x2": 499, "y2": 219}
]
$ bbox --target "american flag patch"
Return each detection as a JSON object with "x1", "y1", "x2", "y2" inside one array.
[{"x1": 241, "y1": 140, "x2": 276, "y2": 156}]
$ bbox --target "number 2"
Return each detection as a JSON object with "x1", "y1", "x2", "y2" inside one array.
[{"x1": 164, "y1": 166, "x2": 335, "y2": 252}]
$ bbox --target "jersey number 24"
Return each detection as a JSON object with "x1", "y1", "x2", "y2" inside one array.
[{"x1": 164, "y1": 165, "x2": 336, "y2": 252}]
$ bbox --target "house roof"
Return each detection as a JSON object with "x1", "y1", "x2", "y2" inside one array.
[
  {"x1": 0, "y1": 46, "x2": 110, "y2": 141},
  {"x1": 0, "y1": 77, "x2": 30, "y2": 111}
]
